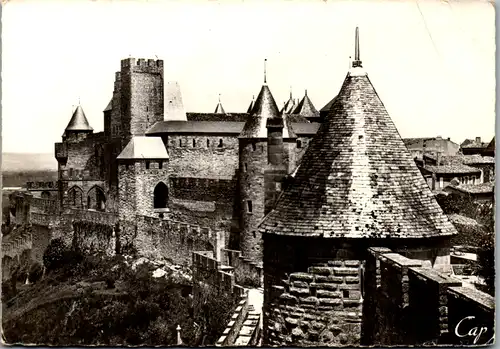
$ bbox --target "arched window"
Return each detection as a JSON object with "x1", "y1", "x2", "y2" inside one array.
[
  {"x1": 218, "y1": 139, "x2": 223, "y2": 148},
  {"x1": 68, "y1": 186, "x2": 83, "y2": 209},
  {"x1": 87, "y1": 186, "x2": 106, "y2": 211},
  {"x1": 154, "y1": 182, "x2": 168, "y2": 209}
]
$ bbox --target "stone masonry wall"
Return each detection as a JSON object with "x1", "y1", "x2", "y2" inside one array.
[
  {"x1": 239, "y1": 139, "x2": 268, "y2": 263},
  {"x1": 364, "y1": 247, "x2": 495, "y2": 346},
  {"x1": 265, "y1": 260, "x2": 363, "y2": 346},
  {"x1": 167, "y1": 134, "x2": 239, "y2": 179}
]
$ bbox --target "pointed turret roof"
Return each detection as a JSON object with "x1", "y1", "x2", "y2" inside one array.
[
  {"x1": 214, "y1": 94, "x2": 226, "y2": 114},
  {"x1": 65, "y1": 105, "x2": 93, "y2": 132},
  {"x1": 247, "y1": 96, "x2": 255, "y2": 113},
  {"x1": 103, "y1": 99, "x2": 113, "y2": 112},
  {"x1": 281, "y1": 90, "x2": 296, "y2": 114},
  {"x1": 259, "y1": 28, "x2": 456, "y2": 239},
  {"x1": 293, "y1": 90, "x2": 319, "y2": 118}
]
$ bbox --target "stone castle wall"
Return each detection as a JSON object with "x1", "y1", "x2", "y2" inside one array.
[{"x1": 363, "y1": 247, "x2": 494, "y2": 346}]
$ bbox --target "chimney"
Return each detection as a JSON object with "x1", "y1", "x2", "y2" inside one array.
[{"x1": 476, "y1": 137, "x2": 481, "y2": 143}]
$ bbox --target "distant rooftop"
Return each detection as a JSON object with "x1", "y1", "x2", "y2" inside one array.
[{"x1": 423, "y1": 164, "x2": 481, "y2": 174}]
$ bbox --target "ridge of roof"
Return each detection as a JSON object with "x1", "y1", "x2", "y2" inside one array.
[
  {"x1": 259, "y1": 70, "x2": 457, "y2": 239},
  {"x1": 65, "y1": 106, "x2": 93, "y2": 132}
]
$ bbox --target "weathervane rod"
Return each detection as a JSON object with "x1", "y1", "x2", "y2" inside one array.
[{"x1": 264, "y1": 59, "x2": 267, "y2": 84}]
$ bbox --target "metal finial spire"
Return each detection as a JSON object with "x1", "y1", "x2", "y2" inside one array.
[
  {"x1": 78, "y1": 97, "x2": 81, "y2": 105},
  {"x1": 218, "y1": 93, "x2": 221, "y2": 103},
  {"x1": 290, "y1": 86, "x2": 292, "y2": 99},
  {"x1": 305, "y1": 89, "x2": 308, "y2": 96},
  {"x1": 264, "y1": 59, "x2": 267, "y2": 84},
  {"x1": 352, "y1": 27, "x2": 362, "y2": 68}
]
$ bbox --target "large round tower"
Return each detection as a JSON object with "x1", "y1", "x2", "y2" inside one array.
[
  {"x1": 238, "y1": 65, "x2": 296, "y2": 264},
  {"x1": 258, "y1": 28, "x2": 457, "y2": 346}
]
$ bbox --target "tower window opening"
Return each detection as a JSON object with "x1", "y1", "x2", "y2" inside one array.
[
  {"x1": 297, "y1": 139, "x2": 302, "y2": 148},
  {"x1": 179, "y1": 139, "x2": 182, "y2": 147},
  {"x1": 244, "y1": 163, "x2": 248, "y2": 172},
  {"x1": 218, "y1": 139, "x2": 223, "y2": 148},
  {"x1": 343, "y1": 290, "x2": 349, "y2": 298},
  {"x1": 159, "y1": 161, "x2": 163, "y2": 169},
  {"x1": 207, "y1": 139, "x2": 210, "y2": 147},
  {"x1": 193, "y1": 139, "x2": 196, "y2": 147},
  {"x1": 154, "y1": 182, "x2": 168, "y2": 209},
  {"x1": 247, "y1": 200, "x2": 253, "y2": 213},
  {"x1": 252, "y1": 231, "x2": 256, "y2": 238},
  {"x1": 146, "y1": 161, "x2": 150, "y2": 169},
  {"x1": 146, "y1": 106, "x2": 149, "y2": 112},
  {"x1": 252, "y1": 143, "x2": 257, "y2": 151}
]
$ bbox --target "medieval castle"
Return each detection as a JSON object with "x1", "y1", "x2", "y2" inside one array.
[{"x1": 3, "y1": 28, "x2": 494, "y2": 346}]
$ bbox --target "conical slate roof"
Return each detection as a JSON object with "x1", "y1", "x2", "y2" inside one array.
[
  {"x1": 65, "y1": 106, "x2": 93, "y2": 131},
  {"x1": 214, "y1": 102, "x2": 226, "y2": 114},
  {"x1": 281, "y1": 93, "x2": 296, "y2": 114},
  {"x1": 293, "y1": 91, "x2": 319, "y2": 118},
  {"x1": 247, "y1": 96, "x2": 255, "y2": 113},
  {"x1": 259, "y1": 68, "x2": 457, "y2": 239},
  {"x1": 239, "y1": 84, "x2": 296, "y2": 139},
  {"x1": 103, "y1": 99, "x2": 113, "y2": 112}
]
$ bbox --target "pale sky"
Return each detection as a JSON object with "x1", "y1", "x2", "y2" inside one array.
[{"x1": 2, "y1": 0, "x2": 496, "y2": 153}]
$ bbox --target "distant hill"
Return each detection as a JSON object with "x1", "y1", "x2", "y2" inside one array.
[{"x1": 2, "y1": 153, "x2": 57, "y2": 172}]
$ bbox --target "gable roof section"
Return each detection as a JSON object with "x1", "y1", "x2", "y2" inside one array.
[
  {"x1": 117, "y1": 136, "x2": 168, "y2": 160},
  {"x1": 259, "y1": 69, "x2": 457, "y2": 239}
]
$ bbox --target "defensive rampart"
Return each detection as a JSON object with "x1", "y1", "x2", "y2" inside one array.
[{"x1": 363, "y1": 247, "x2": 495, "y2": 346}]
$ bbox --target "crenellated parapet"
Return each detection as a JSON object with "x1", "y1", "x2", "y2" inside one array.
[{"x1": 363, "y1": 247, "x2": 495, "y2": 346}]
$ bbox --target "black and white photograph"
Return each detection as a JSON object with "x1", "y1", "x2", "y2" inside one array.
[{"x1": 1, "y1": 0, "x2": 496, "y2": 346}]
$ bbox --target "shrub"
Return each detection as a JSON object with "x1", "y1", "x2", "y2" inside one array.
[
  {"x1": 43, "y1": 238, "x2": 67, "y2": 271},
  {"x1": 28, "y1": 263, "x2": 44, "y2": 283}
]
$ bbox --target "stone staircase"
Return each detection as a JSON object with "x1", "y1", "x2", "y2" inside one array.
[{"x1": 233, "y1": 304, "x2": 261, "y2": 346}]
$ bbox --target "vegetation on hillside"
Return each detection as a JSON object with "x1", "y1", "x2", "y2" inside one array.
[{"x1": 2, "y1": 239, "x2": 235, "y2": 346}]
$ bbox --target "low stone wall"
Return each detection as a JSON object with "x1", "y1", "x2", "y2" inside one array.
[
  {"x1": 364, "y1": 247, "x2": 495, "y2": 346},
  {"x1": 265, "y1": 260, "x2": 363, "y2": 346},
  {"x1": 220, "y1": 248, "x2": 263, "y2": 288},
  {"x1": 30, "y1": 198, "x2": 58, "y2": 215},
  {"x1": 216, "y1": 296, "x2": 249, "y2": 346}
]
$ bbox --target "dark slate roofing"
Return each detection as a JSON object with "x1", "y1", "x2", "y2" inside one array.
[
  {"x1": 281, "y1": 93, "x2": 296, "y2": 114},
  {"x1": 484, "y1": 137, "x2": 495, "y2": 153},
  {"x1": 247, "y1": 96, "x2": 255, "y2": 113},
  {"x1": 286, "y1": 113, "x2": 310, "y2": 123},
  {"x1": 441, "y1": 154, "x2": 495, "y2": 165},
  {"x1": 103, "y1": 99, "x2": 113, "y2": 112},
  {"x1": 424, "y1": 164, "x2": 482, "y2": 174},
  {"x1": 65, "y1": 106, "x2": 93, "y2": 131},
  {"x1": 148, "y1": 121, "x2": 244, "y2": 134},
  {"x1": 258, "y1": 68, "x2": 457, "y2": 239},
  {"x1": 448, "y1": 182, "x2": 494, "y2": 195},
  {"x1": 239, "y1": 84, "x2": 295, "y2": 139},
  {"x1": 320, "y1": 95, "x2": 338, "y2": 112},
  {"x1": 186, "y1": 112, "x2": 248, "y2": 122},
  {"x1": 293, "y1": 91, "x2": 319, "y2": 119},
  {"x1": 461, "y1": 139, "x2": 488, "y2": 149},
  {"x1": 214, "y1": 102, "x2": 226, "y2": 114},
  {"x1": 146, "y1": 120, "x2": 319, "y2": 136}
]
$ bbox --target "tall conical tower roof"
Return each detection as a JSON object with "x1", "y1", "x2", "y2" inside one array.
[
  {"x1": 240, "y1": 60, "x2": 296, "y2": 139},
  {"x1": 259, "y1": 28, "x2": 456, "y2": 239},
  {"x1": 65, "y1": 105, "x2": 93, "y2": 132},
  {"x1": 292, "y1": 90, "x2": 319, "y2": 118}
]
